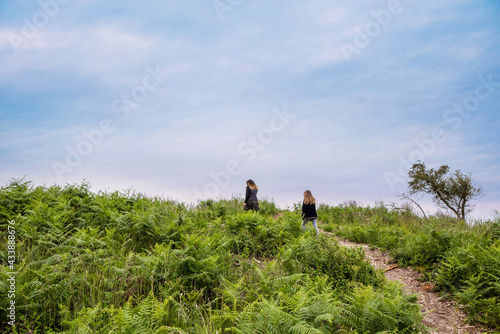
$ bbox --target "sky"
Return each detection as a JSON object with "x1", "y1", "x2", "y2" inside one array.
[{"x1": 0, "y1": 0, "x2": 499, "y2": 220}]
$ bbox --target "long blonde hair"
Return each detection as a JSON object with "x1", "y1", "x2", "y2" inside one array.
[
  {"x1": 303, "y1": 190, "x2": 316, "y2": 205},
  {"x1": 246, "y1": 179, "x2": 259, "y2": 190}
]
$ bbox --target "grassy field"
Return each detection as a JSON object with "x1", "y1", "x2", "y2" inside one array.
[
  {"x1": 0, "y1": 180, "x2": 498, "y2": 333},
  {"x1": 320, "y1": 202, "x2": 500, "y2": 331}
]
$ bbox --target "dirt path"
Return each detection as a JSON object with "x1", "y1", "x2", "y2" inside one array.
[
  {"x1": 332, "y1": 234, "x2": 483, "y2": 334},
  {"x1": 273, "y1": 212, "x2": 486, "y2": 333}
]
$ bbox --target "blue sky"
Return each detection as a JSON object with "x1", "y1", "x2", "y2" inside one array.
[{"x1": 1, "y1": 0, "x2": 499, "y2": 219}]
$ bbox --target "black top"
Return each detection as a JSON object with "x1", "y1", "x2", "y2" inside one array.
[
  {"x1": 245, "y1": 186, "x2": 258, "y2": 203},
  {"x1": 302, "y1": 202, "x2": 317, "y2": 218}
]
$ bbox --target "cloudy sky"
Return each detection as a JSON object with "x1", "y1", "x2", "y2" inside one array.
[{"x1": 1, "y1": 0, "x2": 499, "y2": 219}]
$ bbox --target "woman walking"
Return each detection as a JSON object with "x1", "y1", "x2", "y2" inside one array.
[
  {"x1": 302, "y1": 190, "x2": 319, "y2": 234},
  {"x1": 244, "y1": 179, "x2": 260, "y2": 212}
]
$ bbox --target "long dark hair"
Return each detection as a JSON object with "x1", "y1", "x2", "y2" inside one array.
[{"x1": 246, "y1": 179, "x2": 258, "y2": 190}]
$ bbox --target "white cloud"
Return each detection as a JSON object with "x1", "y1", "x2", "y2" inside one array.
[
  {"x1": 0, "y1": 0, "x2": 499, "y2": 218},
  {"x1": 0, "y1": 25, "x2": 188, "y2": 88}
]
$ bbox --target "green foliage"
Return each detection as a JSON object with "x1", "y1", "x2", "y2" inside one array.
[
  {"x1": 0, "y1": 180, "x2": 432, "y2": 333},
  {"x1": 60, "y1": 291, "x2": 188, "y2": 333},
  {"x1": 338, "y1": 223, "x2": 405, "y2": 252},
  {"x1": 279, "y1": 234, "x2": 381, "y2": 288},
  {"x1": 258, "y1": 199, "x2": 280, "y2": 215},
  {"x1": 436, "y1": 243, "x2": 500, "y2": 326},
  {"x1": 226, "y1": 211, "x2": 301, "y2": 258},
  {"x1": 392, "y1": 228, "x2": 452, "y2": 267},
  {"x1": 342, "y1": 282, "x2": 424, "y2": 334},
  {"x1": 234, "y1": 276, "x2": 424, "y2": 334},
  {"x1": 319, "y1": 202, "x2": 500, "y2": 329},
  {"x1": 407, "y1": 162, "x2": 483, "y2": 220},
  {"x1": 234, "y1": 275, "x2": 342, "y2": 334}
]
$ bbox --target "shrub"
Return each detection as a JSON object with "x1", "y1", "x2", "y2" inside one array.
[{"x1": 279, "y1": 234, "x2": 381, "y2": 288}]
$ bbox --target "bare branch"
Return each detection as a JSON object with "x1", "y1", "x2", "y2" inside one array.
[{"x1": 399, "y1": 193, "x2": 427, "y2": 219}]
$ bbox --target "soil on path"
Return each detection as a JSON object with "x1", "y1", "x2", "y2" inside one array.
[
  {"x1": 332, "y1": 234, "x2": 484, "y2": 334},
  {"x1": 273, "y1": 212, "x2": 488, "y2": 333}
]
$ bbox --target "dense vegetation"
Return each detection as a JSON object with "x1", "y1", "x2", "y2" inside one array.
[
  {"x1": 320, "y1": 202, "x2": 500, "y2": 330},
  {"x1": 0, "y1": 180, "x2": 497, "y2": 332}
]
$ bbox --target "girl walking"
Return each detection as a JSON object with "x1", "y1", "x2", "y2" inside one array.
[
  {"x1": 302, "y1": 190, "x2": 319, "y2": 234},
  {"x1": 244, "y1": 179, "x2": 260, "y2": 212}
]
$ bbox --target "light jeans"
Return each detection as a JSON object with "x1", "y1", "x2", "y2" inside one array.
[{"x1": 302, "y1": 218, "x2": 319, "y2": 234}]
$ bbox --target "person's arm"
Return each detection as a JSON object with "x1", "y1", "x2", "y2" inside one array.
[
  {"x1": 301, "y1": 203, "x2": 306, "y2": 218},
  {"x1": 244, "y1": 186, "x2": 250, "y2": 204}
]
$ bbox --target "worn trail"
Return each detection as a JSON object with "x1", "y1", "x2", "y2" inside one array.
[
  {"x1": 329, "y1": 232, "x2": 483, "y2": 334},
  {"x1": 273, "y1": 212, "x2": 484, "y2": 332}
]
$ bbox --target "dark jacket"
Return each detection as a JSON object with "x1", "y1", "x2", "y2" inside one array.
[
  {"x1": 302, "y1": 202, "x2": 317, "y2": 219},
  {"x1": 245, "y1": 186, "x2": 258, "y2": 203}
]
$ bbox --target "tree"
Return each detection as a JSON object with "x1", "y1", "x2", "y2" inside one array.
[{"x1": 407, "y1": 162, "x2": 483, "y2": 220}]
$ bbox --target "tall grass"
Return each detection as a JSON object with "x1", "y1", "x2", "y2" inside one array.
[
  {"x1": 321, "y1": 201, "x2": 500, "y2": 329},
  {"x1": 1, "y1": 180, "x2": 427, "y2": 333}
]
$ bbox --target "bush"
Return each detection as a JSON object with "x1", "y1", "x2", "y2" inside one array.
[
  {"x1": 436, "y1": 243, "x2": 500, "y2": 328},
  {"x1": 279, "y1": 234, "x2": 381, "y2": 288},
  {"x1": 392, "y1": 228, "x2": 452, "y2": 268},
  {"x1": 226, "y1": 211, "x2": 300, "y2": 258},
  {"x1": 0, "y1": 181, "x2": 433, "y2": 332}
]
